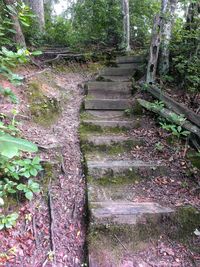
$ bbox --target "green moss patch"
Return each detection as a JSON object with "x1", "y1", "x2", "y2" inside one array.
[
  {"x1": 79, "y1": 121, "x2": 127, "y2": 137},
  {"x1": 81, "y1": 138, "x2": 143, "y2": 156},
  {"x1": 26, "y1": 81, "x2": 62, "y2": 127}
]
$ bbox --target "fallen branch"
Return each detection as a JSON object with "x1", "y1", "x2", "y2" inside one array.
[
  {"x1": 113, "y1": 234, "x2": 127, "y2": 251},
  {"x1": 48, "y1": 190, "x2": 56, "y2": 254},
  {"x1": 144, "y1": 84, "x2": 200, "y2": 128},
  {"x1": 32, "y1": 215, "x2": 39, "y2": 248},
  {"x1": 137, "y1": 98, "x2": 200, "y2": 139}
]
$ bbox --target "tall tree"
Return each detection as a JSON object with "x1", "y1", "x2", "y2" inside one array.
[
  {"x1": 122, "y1": 0, "x2": 131, "y2": 51},
  {"x1": 28, "y1": 0, "x2": 45, "y2": 31},
  {"x1": 3, "y1": 0, "x2": 26, "y2": 47},
  {"x1": 159, "y1": 0, "x2": 177, "y2": 76}
]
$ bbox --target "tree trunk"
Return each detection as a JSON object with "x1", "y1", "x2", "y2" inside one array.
[
  {"x1": 3, "y1": 0, "x2": 26, "y2": 47},
  {"x1": 146, "y1": 14, "x2": 162, "y2": 84},
  {"x1": 122, "y1": 0, "x2": 131, "y2": 52},
  {"x1": 28, "y1": 0, "x2": 45, "y2": 31},
  {"x1": 159, "y1": 0, "x2": 177, "y2": 76}
]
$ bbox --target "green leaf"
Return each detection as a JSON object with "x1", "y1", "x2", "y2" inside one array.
[
  {"x1": 31, "y1": 51, "x2": 42, "y2": 56},
  {"x1": 25, "y1": 191, "x2": 33, "y2": 200},
  {"x1": 30, "y1": 168, "x2": 37, "y2": 176},
  {"x1": 16, "y1": 184, "x2": 25, "y2": 190},
  {"x1": 0, "y1": 134, "x2": 38, "y2": 158}
]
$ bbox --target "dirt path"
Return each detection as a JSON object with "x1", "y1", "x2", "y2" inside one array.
[{"x1": 0, "y1": 64, "x2": 94, "y2": 266}]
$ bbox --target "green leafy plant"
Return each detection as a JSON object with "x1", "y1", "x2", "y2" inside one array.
[
  {"x1": 17, "y1": 179, "x2": 40, "y2": 200},
  {"x1": 150, "y1": 101, "x2": 165, "y2": 111},
  {"x1": 0, "y1": 86, "x2": 18, "y2": 104},
  {"x1": 155, "y1": 142, "x2": 164, "y2": 152},
  {"x1": 160, "y1": 122, "x2": 190, "y2": 139},
  {"x1": 14, "y1": 156, "x2": 42, "y2": 178},
  {"x1": 0, "y1": 213, "x2": 19, "y2": 230}
]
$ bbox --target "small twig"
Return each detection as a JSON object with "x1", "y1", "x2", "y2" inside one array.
[
  {"x1": 113, "y1": 234, "x2": 127, "y2": 251},
  {"x1": 196, "y1": 106, "x2": 200, "y2": 114},
  {"x1": 42, "y1": 258, "x2": 48, "y2": 267},
  {"x1": 32, "y1": 215, "x2": 39, "y2": 248},
  {"x1": 48, "y1": 190, "x2": 56, "y2": 254}
]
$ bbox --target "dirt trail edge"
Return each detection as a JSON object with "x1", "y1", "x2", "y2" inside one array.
[{"x1": 0, "y1": 64, "x2": 95, "y2": 266}]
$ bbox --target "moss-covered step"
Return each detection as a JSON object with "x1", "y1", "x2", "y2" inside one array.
[
  {"x1": 116, "y1": 55, "x2": 146, "y2": 64},
  {"x1": 100, "y1": 67, "x2": 136, "y2": 77},
  {"x1": 81, "y1": 134, "x2": 144, "y2": 155},
  {"x1": 85, "y1": 81, "x2": 132, "y2": 99},
  {"x1": 88, "y1": 205, "x2": 200, "y2": 266},
  {"x1": 97, "y1": 75, "x2": 132, "y2": 82},
  {"x1": 84, "y1": 99, "x2": 134, "y2": 110},
  {"x1": 80, "y1": 117, "x2": 142, "y2": 132},
  {"x1": 87, "y1": 160, "x2": 166, "y2": 180}
]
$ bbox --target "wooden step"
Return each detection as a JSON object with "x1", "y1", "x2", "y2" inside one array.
[
  {"x1": 84, "y1": 99, "x2": 133, "y2": 110},
  {"x1": 100, "y1": 67, "x2": 136, "y2": 76},
  {"x1": 97, "y1": 75, "x2": 132, "y2": 82},
  {"x1": 87, "y1": 159, "x2": 166, "y2": 180},
  {"x1": 81, "y1": 117, "x2": 142, "y2": 130},
  {"x1": 116, "y1": 55, "x2": 146, "y2": 64}
]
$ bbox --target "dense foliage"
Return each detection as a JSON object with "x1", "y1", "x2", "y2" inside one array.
[
  {"x1": 0, "y1": 0, "x2": 42, "y2": 229},
  {"x1": 171, "y1": 2, "x2": 200, "y2": 93},
  {"x1": 45, "y1": 0, "x2": 160, "y2": 49}
]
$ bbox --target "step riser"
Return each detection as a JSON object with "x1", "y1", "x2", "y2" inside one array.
[
  {"x1": 97, "y1": 76, "x2": 132, "y2": 82},
  {"x1": 87, "y1": 165, "x2": 166, "y2": 180},
  {"x1": 81, "y1": 138, "x2": 144, "y2": 154},
  {"x1": 82, "y1": 119, "x2": 141, "y2": 129},
  {"x1": 83, "y1": 111, "x2": 125, "y2": 119},
  {"x1": 116, "y1": 55, "x2": 146, "y2": 63},
  {"x1": 117, "y1": 63, "x2": 144, "y2": 69},
  {"x1": 101, "y1": 68, "x2": 136, "y2": 76},
  {"x1": 84, "y1": 99, "x2": 133, "y2": 110},
  {"x1": 87, "y1": 91, "x2": 132, "y2": 99},
  {"x1": 86, "y1": 81, "x2": 132, "y2": 91}
]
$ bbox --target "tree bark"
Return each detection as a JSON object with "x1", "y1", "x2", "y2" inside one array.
[
  {"x1": 159, "y1": 0, "x2": 177, "y2": 76},
  {"x1": 28, "y1": 0, "x2": 45, "y2": 31},
  {"x1": 3, "y1": 0, "x2": 26, "y2": 47},
  {"x1": 146, "y1": 14, "x2": 162, "y2": 84},
  {"x1": 122, "y1": 0, "x2": 131, "y2": 52}
]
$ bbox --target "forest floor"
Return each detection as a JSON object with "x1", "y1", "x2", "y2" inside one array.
[{"x1": 0, "y1": 61, "x2": 199, "y2": 266}]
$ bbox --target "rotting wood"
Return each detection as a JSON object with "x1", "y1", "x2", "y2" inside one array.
[
  {"x1": 146, "y1": 14, "x2": 162, "y2": 84},
  {"x1": 144, "y1": 84, "x2": 200, "y2": 128},
  {"x1": 137, "y1": 98, "x2": 200, "y2": 139}
]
